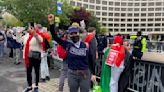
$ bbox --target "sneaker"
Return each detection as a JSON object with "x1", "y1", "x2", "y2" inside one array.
[
  {"x1": 23, "y1": 87, "x2": 32, "y2": 92},
  {"x1": 33, "y1": 87, "x2": 39, "y2": 92},
  {"x1": 46, "y1": 76, "x2": 50, "y2": 81}
]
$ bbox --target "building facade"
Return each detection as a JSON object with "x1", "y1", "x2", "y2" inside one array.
[{"x1": 69, "y1": 0, "x2": 164, "y2": 39}]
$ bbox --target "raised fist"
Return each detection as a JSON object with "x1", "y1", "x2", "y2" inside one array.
[{"x1": 48, "y1": 14, "x2": 55, "y2": 24}]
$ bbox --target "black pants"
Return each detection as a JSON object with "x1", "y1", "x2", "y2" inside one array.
[{"x1": 26, "y1": 57, "x2": 41, "y2": 87}]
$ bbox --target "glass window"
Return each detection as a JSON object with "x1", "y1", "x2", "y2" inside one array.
[
  {"x1": 127, "y1": 29, "x2": 132, "y2": 32},
  {"x1": 114, "y1": 13, "x2": 120, "y2": 16},
  {"x1": 134, "y1": 19, "x2": 139, "y2": 21},
  {"x1": 102, "y1": 1, "x2": 107, "y2": 5},
  {"x1": 156, "y1": 2, "x2": 162, "y2": 6},
  {"x1": 70, "y1": 1, "x2": 75, "y2": 5},
  {"x1": 155, "y1": 28, "x2": 160, "y2": 31},
  {"x1": 83, "y1": 4, "x2": 88, "y2": 8},
  {"x1": 148, "y1": 13, "x2": 154, "y2": 16},
  {"x1": 109, "y1": 2, "x2": 113, "y2": 5},
  {"x1": 109, "y1": 13, "x2": 113, "y2": 16},
  {"x1": 114, "y1": 18, "x2": 119, "y2": 21},
  {"x1": 141, "y1": 24, "x2": 146, "y2": 27},
  {"x1": 162, "y1": 18, "x2": 164, "y2": 21},
  {"x1": 114, "y1": 24, "x2": 119, "y2": 27},
  {"x1": 108, "y1": 18, "x2": 113, "y2": 21},
  {"x1": 121, "y1": 8, "x2": 126, "y2": 11},
  {"x1": 96, "y1": 6, "x2": 100, "y2": 10},
  {"x1": 155, "y1": 23, "x2": 161, "y2": 26},
  {"x1": 135, "y1": 3, "x2": 140, "y2": 6},
  {"x1": 102, "y1": 7, "x2": 107, "y2": 10},
  {"x1": 96, "y1": 12, "x2": 100, "y2": 15},
  {"x1": 147, "y1": 28, "x2": 153, "y2": 32},
  {"x1": 128, "y1": 13, "x2": 133, "y2": 17},
  {"x1": 141, "y1": 8, "x2": 146, "y2": 11},
  {"x1": 109, "y1": 29, "x2": 113, "y2": 32},
  {"x1": 102, "y1": 12, "x2": 107, "y2": 16},
  {"x1": 102, "y1": 23, "x2": 106, "y2": 26},
  {"x1": 134, "y1": 24, "x2": 139, "y2": 27},
  {"x1": 121, "y1": 2, "x2": 126, "y2": 6},
  {"x1": 128, "y1": 3, "x2": 133, "y2": 6},
  {"x1": 162, "y1": 23, "x2": 164, "y2": 26},
  {"x1": 155, "y1": 8, "x2": 161, "y2": 11},
  {"x1": 128, "y1": 8, "x2": 133, "y2": 11},
  {"x1": 121, "y1": 24, "x2": 125, "y2": 27},
  {"x1": 141, "y1": 19, "x2": 146, "y2": 21},
  {"x1": 96, "y1": 0, "x2": 100, "y2": 4},
  {"x1": 77, "y1": 3, "x2": 82, "y2": 6},
  {"x1": 155, "y1": 13, "x2": 161, "y2": 16},
  {"x1": 102, "y1": 18, "x2": 107, "y2": 21},
  {"x1": 134, "y1": 29, "x2": 138, "y2": 32},
  {"x1": 115, "y1": 8, "x2": 120, "y2": 11},
  {"x1": 127, "y1": 19, "x2": 132, "y2": 21},
  {"x1": 148, "y1": 2, "x2": 154, "y2": 6},
  {"x1": 134, "y1": 8, "x2": 140, "y2": 11},
  {"x1": 90, "y1": 5, "x2": 95, "y2": 9},
  {"x1": 90, "y1": 0, "x2": 95, "y2": 3},
  {"x1": 148, "y1": 24, "x2": 153, "y2": 26},
  {"x1": 84, "y1": 0, "x2": 88, "y2": 2},
  {"x1": 121, "y1": 13, "x2": 126, "y2": 17},
  {"x1": 134, "y1": 13, "x2": 139, "y2": 17},
  {"x1": 141, "y1": 13, "x2": 146, "y2": 16},
  {"x1": 148, "y1": 8, "x2": 154, "y2": 11},
  {"x1": 141, "y1": 29, "x2": 145, "y2": 31},
  {"x1": 121, "y1": 19, "x2": 125, "y2": 21},
  {"x1": 155, "y1": 18, "x2": 161, "y2": 21},
  {"x1": 127, "y1": 24, "x2": 132, "y2": 27},
  {"x1": 114, "y1": 29, "x2": 119, "y2": 32},
  {"x1": 121, "y1": 29, "x2": 125, "y2": 32},
  {"x1": 142, "y1": 3, "x2": 147, "y2": 6},
  {"x1": 108, "y1": 24, "x2": 113, "y2": 26},
  {"x1": 109, "y1": 7, "x2": 113, "y2": 11},
  {"x1": 115, "y1": 2, "x2": 120, "y2": 6},
  {"x1": 148, "y1": 19, "x2": 153, "y2": 21}
]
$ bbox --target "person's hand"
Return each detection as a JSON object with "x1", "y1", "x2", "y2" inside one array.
[
  {"x1": 29, "y1": 27, "x2": 36, "y2": 36},
  {"x1": 91, "y1": 75, "x2": 96, "y2": 82},
  {"x1": 48, "y1": 14, "x2": 55, "y2": 24}
]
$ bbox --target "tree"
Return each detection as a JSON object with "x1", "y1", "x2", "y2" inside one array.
[{"x1": 88, "y1": 15, "x2": 101, "y2": 34}]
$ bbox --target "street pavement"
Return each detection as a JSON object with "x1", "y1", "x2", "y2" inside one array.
[{"x1": 0, "y1": 50, "x2": 68, "y2": 92}]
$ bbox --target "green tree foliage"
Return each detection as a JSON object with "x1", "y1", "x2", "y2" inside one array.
[{"x1": 88, "y1": 15, "x2": 101, "y2": 34}]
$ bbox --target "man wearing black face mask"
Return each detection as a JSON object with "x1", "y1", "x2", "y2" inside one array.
[{"x1": 48, "y1": 14, "x2": 96, "y2": 92}]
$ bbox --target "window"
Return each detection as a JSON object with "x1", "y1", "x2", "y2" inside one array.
[
  {"x1": 121, "y1": 29, "x2": 125, "y2": 32},
  {"x1": 77, "y1": 3, "x2": 82, "y2": 6},
  {"x1": 134, "y1": 29, "x2": 138, "y2": 32},
  {"x1": 96, "y1": 6, "x2": 100, "y2": 10},
  {"x1": 155, "y1": 13, "x2": 161, "y2": 16},
  {"x1": 102, "y1": 7, "x2": 107, "y2": 10},
  {"x1": 134, "y1": 24, "x2": 139, "y2": 27},
  {"x1": 109, "y1": 13, "x2": 113, "y2": 16},
  {"x1": 108, "y1": 24, "x2": 113, "y2": 26},
  {"x1": 109, "y1": 29, "x2": 113, "y2": 32},
  {"x1": 162, "y1": 23, "x2": 164, "y2": 26},
  {"x1": 141, "y1": 19, "x2": 146, "y2": 21},
  {"x1": 121, "y1": 24, "x2": 125, "y2": 27},
  {"x1": 114, "y1": 29, "x2": 119, "y2": 32},
  {"x1": 121, "y1": 13, "x2": 126, "y2": 17},
  {"x1": 156, "y1": 2, "x2": 162, "y2": 6},
  {"x1": 141, "y1": 29, "x2": 145, "y2": 31},
  {"x1": 114, "y1": 13, "x2": 120, "y2": 16},
  {"x1": 162, "y1": 18, "x2": 164, "y2": 21},
  {"x1": 128, "y1": 3, "x2": 133, "y2": 6},
  {"x1": 155, "y1": 23, "x2": 161, "y2": 26},
  {"x1": 96, "y1": 0, "x2": 100, "y2": 4},
  {"x1": 121, "y1": 8, "x2": 126, "y2": 11},
  {"x1": 108, "y1": 18, "x2": 113, "y2": 21},
  {"x1": 148, "y1": 24, "x2": 153, "y2": 26},
  {"x1": 83, "y1": 4, "x2": 88, "y2": 8},
  {"x1": 141, "y1": 8, "x2": 146, "y2": 11},
  {"x1": 84, "y1": 0, "x2": 88, "y2": 2},
  {"x1": 134, "y1": 19, "x2": 139, "y2": 21},
  {"x1": 109, "y1": 7, "x2": 113, "y2": 11},
  {"x1": 127, "y1": 24, "x2": 132, "y2": 27},
  {"x1": 109, "y1": 2, "x2": 113, "y2": 5},
  {"x1": 155, "y1": 8, "x2": 161, "y2": 11},
  {"x1": 127, "y1": 19, "x2": 132, "y2": 21},
  {"x1": 148, "y1": 19, "x2": 153, "y2": 21},
  {"x1": 148, "y1": 8, "x2": 154, "y2": 11},
  {"x1": 121, "y1": 2, "x2": 126, "y2": 6},
  {"x1": 148, "y1": 13, "x2": 154, "y2": 16},
  {"x1": 141, "y1": 24, "x2": 146, "y2": 27},
  {"x1": 142, "y1": 3, "x2": 147, "y2": 6},
  {"x1": 114, "y1": 24, "x2": 119, "y2": 27},
  {"x1": 127, "y1": 29, "x2": 132, "y2": 32},
  {"x1": 141, "y1": 13, "x2": 146, "y2": 16},
  {"x1": 148, "y1": 2, "x2": 154, "y2": 6},
  {"x1": 134, "y1": 13, "x2": 139, "y2": 17},
  {"x1": 96, "y1": 12, "x2": 100, "y2": 15},
  {"x1": 115, "y1": 2, "x2": 120, "y2": 6},
  {"x1": 102, "y1": 23, "x2": 106, "y2": 26},
  {"x1": 128, "y1": 13, "x2": 133, "y2": 17},
  {"x1": 102, "y1": 12, "x2": 107, "y2": 16},
  {"x1": 102, "y1": 1, "x2": 107, "y2": 5},
  {"x1": 114, "y1": 18, "x2": 119, "y2": 21},
  {"x1": 135, "y1": 3, "x2": 140, "y2": 6},
  {"x1": 90, "y1": 5, "x2": 95, "y2": 9},
  {"x1": 90, "y1": 0, "x2": 95, "y2": 3},
  {"x1": 134, "y1": 8, "x2": 140, "y2": 11},
  {"x1": 128, "y1": 8, "x2": 133, "y2": 11},
  {"x1": 102, "y1": 18, "x2": 107, "y2": 21},
  {"x1": 147, "y1": 28, "x2": 152, "y2": 32},
  {"x1": 155, "y1": 18, "x2": 161, "y2": 21},
  {"x1": 115, "y1": 8, "x2": 120, "y2": 11},
  {"x1": 121, "y1": 19, "x2": 125, "y2": 21},
  {"x1": 70, "y1": 1, "x2": 75, "y2": 6},
  {"x1": 155, "y1": 28, "x2": 160, "y2": 31}
]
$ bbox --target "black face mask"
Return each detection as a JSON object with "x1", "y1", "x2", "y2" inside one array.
[{"x1": 70, "y1": 36, "x2": 80, "y2": 43}]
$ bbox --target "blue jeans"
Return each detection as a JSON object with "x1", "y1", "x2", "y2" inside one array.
[{"x1": 0, "y1": 42, "x2": 4, "y2": 58}]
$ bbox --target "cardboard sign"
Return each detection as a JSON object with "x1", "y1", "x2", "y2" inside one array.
[{"x1": 105, "y1": 49, "x2": 119, "y2": 66}]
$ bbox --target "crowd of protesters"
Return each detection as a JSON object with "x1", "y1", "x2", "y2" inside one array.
[{"x1": 0, "y1": 13, "x2": 164, "y2": 92}]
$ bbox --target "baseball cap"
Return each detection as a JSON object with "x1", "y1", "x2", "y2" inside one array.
[{"x1": 68, "y1": 26, "x2": 80, "y2": 34}]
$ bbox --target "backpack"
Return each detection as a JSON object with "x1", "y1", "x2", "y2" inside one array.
[{"x1": 133, "y1": 37, "x2": 143, "y2": 51}]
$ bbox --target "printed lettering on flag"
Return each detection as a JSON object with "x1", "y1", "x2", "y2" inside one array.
[{"x1": 105, "y1": 49, "x2": 119, "y2": 66}]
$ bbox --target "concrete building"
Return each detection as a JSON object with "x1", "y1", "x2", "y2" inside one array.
[{"x1": 69, "y1": 0, "x2": 164, "y2": 39}]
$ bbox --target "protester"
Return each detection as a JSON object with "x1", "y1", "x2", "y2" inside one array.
[
  {"x1": 0, "y1": 27, "x2": 6, "y2": 61},
  {"x1": 130, "y1": 31, "x2": 146, "y2": 59},
  {"x1": 101, "y1": 35, "x2": 131, "y2": 92},
  {"x1": 48, "y1": 14, "x2": 96, "y2": 92},
  {"x1": 23, "y1": 22, "x2": 43, "y2": 92}
]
